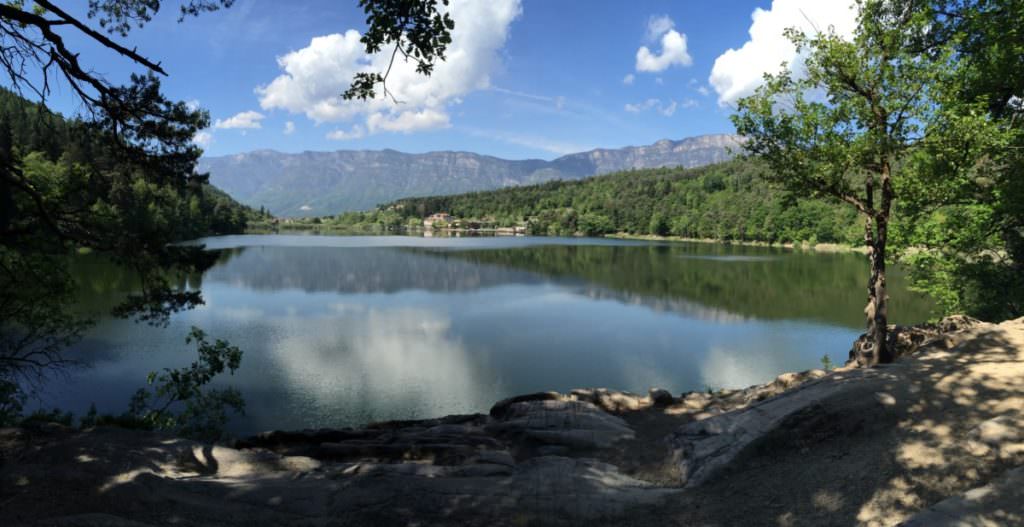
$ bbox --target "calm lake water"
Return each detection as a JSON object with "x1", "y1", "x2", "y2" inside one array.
[{"x1": 45, "y1": 234, "x2": 935, "y2": 434}]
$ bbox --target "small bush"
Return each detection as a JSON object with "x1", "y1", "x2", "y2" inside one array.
[{"x1": 21, "y1": 408, "x2": 73, "y2": 427}]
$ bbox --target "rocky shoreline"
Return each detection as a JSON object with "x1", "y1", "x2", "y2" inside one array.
[
  {"x1": 2, "y1": 316, "x2": 1022, "y2": 526},
  {"x1": 232, "y1": 367, "x2": 830, "y2": 488}
]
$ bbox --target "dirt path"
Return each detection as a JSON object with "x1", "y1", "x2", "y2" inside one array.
[
  {"x1": 625, "y1": 316, "x2": 1024, "y2": 526},
  {"x1": 1, "y1": 317, "x2": 1022, "y2": 526}
]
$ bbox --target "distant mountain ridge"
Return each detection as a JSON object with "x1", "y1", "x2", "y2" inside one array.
[{"x1": 199, "y1": 134, "x2": 742, "y2": 216}]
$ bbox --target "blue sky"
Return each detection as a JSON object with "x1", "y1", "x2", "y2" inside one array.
[{"x1": 49, "y1": 0, "x2": 856, "y2": 160}]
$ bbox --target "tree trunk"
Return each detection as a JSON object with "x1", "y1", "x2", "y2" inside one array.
[
  {"x1": 867, "y1": 218, "x2": 891, "y2": 364},
  {"x1": 853, "y1": 215, "x2": 891, "y2": 366}
]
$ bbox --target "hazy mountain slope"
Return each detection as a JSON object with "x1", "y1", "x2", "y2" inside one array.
[{"x1": 199, "y1": 134, "x2": 741, "y2": 216}]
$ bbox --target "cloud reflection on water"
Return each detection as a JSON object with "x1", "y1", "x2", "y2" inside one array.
[{"x1": 257, "y1": 306, "x2": 498, "y2": 427}]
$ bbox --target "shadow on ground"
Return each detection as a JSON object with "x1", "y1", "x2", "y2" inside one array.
[{"x1": 1, "y1": 319, "x2": 1022, "y2": 526}]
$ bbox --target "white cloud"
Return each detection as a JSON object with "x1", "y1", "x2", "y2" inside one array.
[
  {"x1": 709, "y1": 0, "x2": 858, "y2": 106},
  {"x1": 625, "y1": 98, "x2": 659, "y2": 113},
  {"x1": 283, "y1": 121, "x2": 295, "y2": 134},
  {"x1": 645, "y1": 15, "x2": 675, "y2": 42},
  {"x1": 214, "y1": 110, "x2": 265, "y2": 129},
  {"x1": 367, "y1": 108, "x2": 450, "y2": 133},
  {"x1": 681, "y1": 98, "x2": 699, "y2": 109},
  {"x1": 193, "y1": 130, "x2": 213, "y2": 147},
  {"x1": 257, "y1": 0, "x2": 521, "y2": 134},
  {"x1": 622, "y1": 73, "x2": 635, "y2": 85},
  {"x1": 326, "y1": 125, "x2": 365, "y2": 140},
  {"x1": 635, "y1": 18, "x2": 692, "y2": 73},
  {"x1": 624, "y1": 98, "x2": 684, "y2": 116},
  {"x1": 689, "y1": 78, "x2": 712, "y2": 96}
]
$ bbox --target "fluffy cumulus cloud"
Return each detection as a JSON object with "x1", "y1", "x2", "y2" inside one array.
[
  {"x1": 635, "y1": 16, "x2": 692, "y2": 73},
  {"x1": 214, "y1": 110, "x2": 265, "y2": 129},
  {"x1": 257, "y1": 0, "x2": 521, "y2": 135},
  {"x1": 709, "y1": 0, "x2": 857, "y2": 106},
  {"x1": 283, "y1": 121, "x2": 295, "y2": 135}
]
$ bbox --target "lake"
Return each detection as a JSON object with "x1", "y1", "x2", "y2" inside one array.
[{"x1": 47, "y1": 234, "x2": 935, "y2": 435}]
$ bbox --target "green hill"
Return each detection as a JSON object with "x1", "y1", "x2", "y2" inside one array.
[{"x1": 327, "y1": 158, "x2": 861, "y2": 245}]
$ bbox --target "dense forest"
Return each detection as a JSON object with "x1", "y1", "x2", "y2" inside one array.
[
  {"x1": 319, "y1": 158, "x2": 862, "y2": 245},
  {"x1": 0, "y1": 89, "x2": 263, "y2": 237}
]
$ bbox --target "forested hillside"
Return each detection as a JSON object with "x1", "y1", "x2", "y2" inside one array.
[
  {"x1": 0, "y1": 89, "x2": 263, "y2": 237},
  {"x1": 337, "y1": 158, "x2": 861, "y2": 245}
]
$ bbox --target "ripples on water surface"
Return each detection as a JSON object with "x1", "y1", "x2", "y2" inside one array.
[{"x1": 50, "y1": 235, "x2": 935, "y2": 434}]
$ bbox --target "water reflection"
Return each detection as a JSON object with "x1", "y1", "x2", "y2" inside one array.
[
  {"x1": 47, "y1": 235, "x2": 937, "y2": 434},
  {"x1": 194, "y1": 242, "x2": 934, "y2": 328},
  {"x1": 261, "y1": 306, "x2": 496, "y2": 428},
  {"x1": 203, "y1": 246, "x2": 546, "y2": 295}
]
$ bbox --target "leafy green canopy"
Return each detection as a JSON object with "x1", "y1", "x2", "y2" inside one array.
[
  {"x1": 344, "y1": 0, "x2": 455, "y2": 102},
  {"x1": 127, "y1": 327, "x2": 244, "y2": 442},
  {"x1": 725, "y1": 0, "x2": 1021, "y2": 364},
  {"x1": 895, "y1": 0, "x2": 1024, "y2": 320}
]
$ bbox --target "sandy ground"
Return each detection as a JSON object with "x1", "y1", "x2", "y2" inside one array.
[
  {"x1": 0, "y1": 317, "x2": 1022, "y2": 526},
  {"x1": 626, "y1": 316, "x2": 1024, "y2": 526}
]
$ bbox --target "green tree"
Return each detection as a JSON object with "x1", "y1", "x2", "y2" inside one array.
[
  {"x1": 128, "y1": 327, "x2": 244, "y2": 441},
  {"x1": 895, "y1": 0, "x2": 1024, "y2": 320},
  {"x1": 648, "y1": 212, "x2": 670, "y2": 237},
  {"x1": 731, "y1": 1, "x2": 999, "y2": 365}
]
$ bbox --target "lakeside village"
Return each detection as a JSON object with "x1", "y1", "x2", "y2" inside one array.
[{"x1": 270, "y1": 211, "x2": 530, "y2": 236}]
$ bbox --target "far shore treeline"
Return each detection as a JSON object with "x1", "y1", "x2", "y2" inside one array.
[{"x1": 309, "y1": 158, "x2": 860, "y2": 246}]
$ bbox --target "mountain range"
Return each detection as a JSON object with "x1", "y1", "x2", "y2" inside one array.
[{"x1": 198, "y1": 134, "x2": 742, "y2": 217}]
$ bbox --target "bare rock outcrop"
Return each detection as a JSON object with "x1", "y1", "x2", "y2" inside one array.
[{"x1": 1, "y1": 402, "x2": 673, "y2": 526}]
